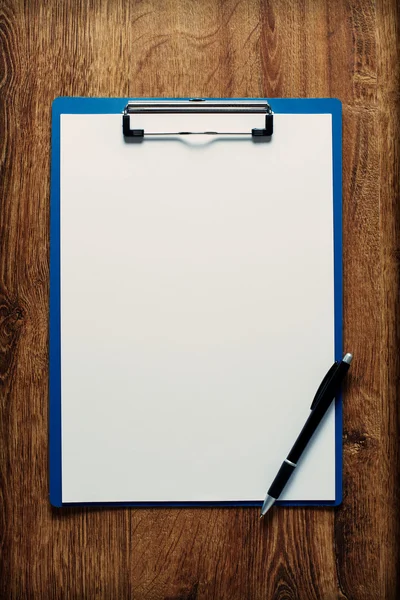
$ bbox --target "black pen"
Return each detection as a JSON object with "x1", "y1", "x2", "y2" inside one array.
[{"x1": 260, "y1": 353, "x2": 353, "y2": 518}]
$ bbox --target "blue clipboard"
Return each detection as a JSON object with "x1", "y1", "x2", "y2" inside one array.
[{"x1": 50, "y1": 97, "x2": 342, "y2": 508}]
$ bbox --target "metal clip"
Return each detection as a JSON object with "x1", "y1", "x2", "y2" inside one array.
[{"x1": 122, "y1": 99, "x2": 273, "y2": 141}]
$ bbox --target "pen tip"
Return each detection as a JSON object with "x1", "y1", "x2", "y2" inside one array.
[{"x1": 260, "y1": 495, "x2": 276, "y2": 517}]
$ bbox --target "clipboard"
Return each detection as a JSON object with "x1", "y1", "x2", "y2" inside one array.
[{"x1": 50, "y1": 97, "x2": 342, "y2": 508}]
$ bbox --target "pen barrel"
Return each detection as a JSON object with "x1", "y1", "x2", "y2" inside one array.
[
  {"x1": 267, "y1": 460, "x2": 296, "y2": 499},
  {"x1": 287, "y1": 361, "x2": 350, "y2": 465}
]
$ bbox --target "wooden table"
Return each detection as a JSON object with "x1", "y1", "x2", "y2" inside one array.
[{"x1": 1, "y1": 1, "x2": 399, "y2": 598}]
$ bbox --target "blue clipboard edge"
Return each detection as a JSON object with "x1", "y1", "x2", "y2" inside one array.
[{"x1": 49, "y1": 97, "x2": 343, "y2": 508}]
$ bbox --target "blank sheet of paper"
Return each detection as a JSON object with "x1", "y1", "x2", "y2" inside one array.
[{"x1": 60, "y1": 111, "x2": 336, "y2": 503}]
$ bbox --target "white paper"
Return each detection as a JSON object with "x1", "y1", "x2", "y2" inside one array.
[{"x1": 60, "y1": 111, "x2": 336, "y2": 503}]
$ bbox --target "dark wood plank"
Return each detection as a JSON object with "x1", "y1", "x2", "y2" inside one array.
[
  {"x1": 373, "y1": 0, "x2": 399, "y2": 594},
  {"x1": 0, "y1": 0, "x2": 398, "y2": 598}
]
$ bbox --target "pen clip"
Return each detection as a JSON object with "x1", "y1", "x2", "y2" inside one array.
[{"x1": 310, "y1": 362, "x2": 339, "y2": 410}]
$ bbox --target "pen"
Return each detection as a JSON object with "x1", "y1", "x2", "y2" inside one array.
[{"x1": 260, "y1": 353, "x2": 353, "y2": 518}]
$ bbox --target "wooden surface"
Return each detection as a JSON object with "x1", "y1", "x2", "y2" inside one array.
[{"x1": 0, "y1": 0, "x2": 399, "y2": 598}]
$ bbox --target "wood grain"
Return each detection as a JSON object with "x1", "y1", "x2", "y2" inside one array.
[{"x1": 0, "y1": 0, "x2": 399, "y2": 598}]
